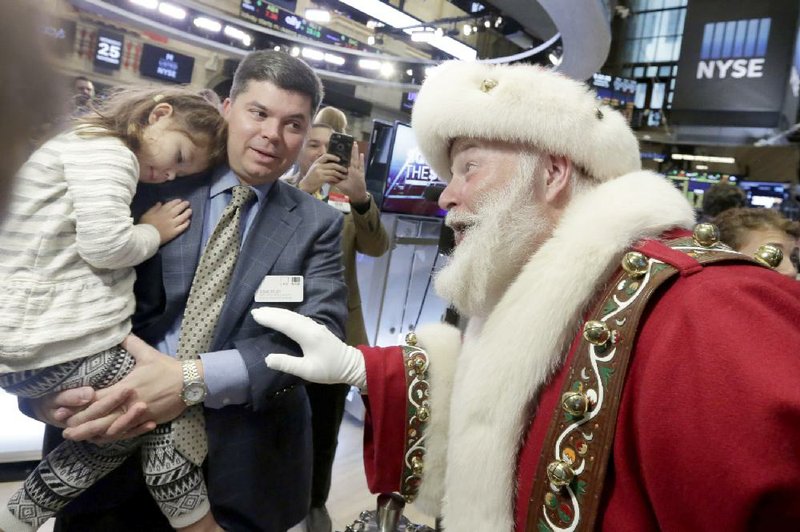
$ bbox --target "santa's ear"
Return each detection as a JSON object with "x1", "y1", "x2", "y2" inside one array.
[{"x1": 543, "y1": 153, "x2": 573, "y2": 205}]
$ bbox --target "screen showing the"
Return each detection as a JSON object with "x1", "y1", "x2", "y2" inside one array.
[
  {"x1": 381, "y1": 123, "x2": 446, "y2": 218},
  {"x1": 739, "y1": 181, "x2": 788, "y2": 208},
  {"x1": 139, "y1": 44, "x2": 194, "y2": 84}
]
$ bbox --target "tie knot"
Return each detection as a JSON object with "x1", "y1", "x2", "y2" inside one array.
[{"x1": 230, "y1": 185, "x2": 255, "y2": 208}]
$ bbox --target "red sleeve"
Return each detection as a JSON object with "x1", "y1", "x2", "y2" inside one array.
[{"x1": 360, "y1": 344, "x2": 407, "y2": 494}]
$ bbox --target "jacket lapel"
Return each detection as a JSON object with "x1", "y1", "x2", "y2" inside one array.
[
  {"x1": 212, "y1": 181, "x2": 301, "y2": 348},
  {"x1": 159, "y1": 176, "x2": 210, "y2": 311}
]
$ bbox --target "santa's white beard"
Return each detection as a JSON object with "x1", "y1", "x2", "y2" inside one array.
[{"x1": 434, "y1": 163, "x2": 552, "y2": 318}]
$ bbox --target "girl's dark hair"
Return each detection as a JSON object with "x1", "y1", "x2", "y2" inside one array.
[{"x1": 77, "y1": 87, "x2": 227, "y2": 168}]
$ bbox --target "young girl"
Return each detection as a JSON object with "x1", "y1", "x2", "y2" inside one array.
[{"x1": 0, "y1": 88, "x2": 227, "y2": 531}]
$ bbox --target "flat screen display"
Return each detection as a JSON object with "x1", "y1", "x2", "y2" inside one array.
[
  {"x1": 381, "y1": 122, "x2": 446, "y2": 218},
  {"x1": 139, "y1": 44, "x2": 194, "y2": 84},
  {"x1": 364, "y1": 120, "x2": 393, "y2": 208},
  {"x1": 739, "y1": 180, "x2": 788, "y2": 208},
  {"x1": 94, "y1": 29, "x2": 123, "y2": 70}
]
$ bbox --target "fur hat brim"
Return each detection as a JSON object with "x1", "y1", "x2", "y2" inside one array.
[{"x1": 411, "y1": 62, "x2": 641, "y2": 182}]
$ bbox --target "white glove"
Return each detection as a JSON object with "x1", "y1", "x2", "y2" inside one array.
[{"x1": 252, "y1": 307, "x2": 367, "y2": 389}]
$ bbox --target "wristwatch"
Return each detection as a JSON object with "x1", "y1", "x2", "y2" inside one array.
[{"x1": 180, "y1": 360, "x2": 207, "y2": 406}]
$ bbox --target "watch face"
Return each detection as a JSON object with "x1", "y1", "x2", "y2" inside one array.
[{"x1": 183, "y1": 382, "x2": 206, "y2": 405}]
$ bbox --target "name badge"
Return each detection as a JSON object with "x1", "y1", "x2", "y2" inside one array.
[{"x1": 255, "y1": 275, "x2": 304, "y2": 303}]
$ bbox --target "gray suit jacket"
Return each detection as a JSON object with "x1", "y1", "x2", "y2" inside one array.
[{"x1": 45, "y1": 171, "x2": 347, "y2": 531}]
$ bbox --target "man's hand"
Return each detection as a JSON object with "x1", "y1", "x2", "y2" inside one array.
[
  {"x1": 141, "y1": 199, "x2": 192, "y2": 245},
  {"x1": 298, "y1": 154, "x2": 348, "y2": 194},
  {"x1": 331, "y1": 144, "x2": 368, "y2": 205},
  {"x1": 253, "y1": 307, "x2": 367, "y2": 388},
  {"x1": 63, "y1": 335, "x2": 184, "y2": 442},
  {"x1": 28, "y1": 386, "x2": 96, "y2": 428}
]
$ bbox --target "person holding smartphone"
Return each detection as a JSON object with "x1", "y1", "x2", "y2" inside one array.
[{"x1": 290, "y1": 107, "x2": 390, "y2": 532}]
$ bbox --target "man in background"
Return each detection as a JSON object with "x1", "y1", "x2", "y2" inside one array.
[{"x1": 72, "y1": 76, "x2": 96, "y2": 117}]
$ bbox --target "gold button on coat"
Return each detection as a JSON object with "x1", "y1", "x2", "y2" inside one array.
[
  {"x1": 621, "y1": 251, "x2": 649, "y2": 277},
  {"x1": 754, "y1": 243, "x2": 783, "y2": 269},
  {"x1": 546, "y1": 460, "x2": 575, "y2": 487},
  {"x1": 693, "y1": 223, "x2": 720, "y2": 247},
  {"x1": 583, "y1": 320, "x2": 611, "y2": 345},
  {"x1": 562, "y1": 391, "x2": 592, "y2": 417}
]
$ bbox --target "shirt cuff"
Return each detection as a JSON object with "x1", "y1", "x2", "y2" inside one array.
[{"x1": 199, "y1": 350, "x2": 250, "y2": 409}]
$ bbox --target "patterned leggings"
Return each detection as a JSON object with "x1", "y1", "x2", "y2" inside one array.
[{"x1": 0, "y1": 346, "x2": 208, "y2": 531}]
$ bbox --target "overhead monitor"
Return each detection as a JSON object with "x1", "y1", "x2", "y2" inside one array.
[
  {"x1": 139, "y1": 44, "x2": 195, "y2": 84},
  {"x1": 94, "y1": 29, "x2": 123, "y2": 70}
]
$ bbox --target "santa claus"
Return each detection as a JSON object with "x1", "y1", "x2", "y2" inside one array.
[{"x1": 255, "y1": 61, "x2": 800, "y2": 531}]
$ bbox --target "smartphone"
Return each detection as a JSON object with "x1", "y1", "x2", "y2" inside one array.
[{"x1": 327, "y1": 132, "x2": 354, "y2": 168}]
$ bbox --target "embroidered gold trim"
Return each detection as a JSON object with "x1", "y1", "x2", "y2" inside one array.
[{"x1": 399, "y1": 344, "x2": 430, "y2": 503}]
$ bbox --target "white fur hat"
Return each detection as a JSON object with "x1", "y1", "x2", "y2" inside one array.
[{"x1": 411, "y1": 61, "x2": 641, "y2": 182}]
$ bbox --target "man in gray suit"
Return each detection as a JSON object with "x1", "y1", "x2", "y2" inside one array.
[{"x1": 29, "y1": 51, "x2": 347, "y2": 531}]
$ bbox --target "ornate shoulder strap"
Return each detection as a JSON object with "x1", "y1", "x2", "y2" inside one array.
[{"x1": 526, "y1": 225, "x2": 760, "y2": 532}]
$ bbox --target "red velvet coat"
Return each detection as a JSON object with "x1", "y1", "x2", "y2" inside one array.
[{"x1": 360, "y1": 257, "x2": 800, "y2": 530}]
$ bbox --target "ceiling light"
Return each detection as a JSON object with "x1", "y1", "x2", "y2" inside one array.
[
  {"x1": 358, "y1": 59, "x2": 381, "y2": 70},
  {"x1": 410, "y1": 29, "x2": 435, "y2": 43},
  {"x1": 405, "y1": 68, "x2": 413, "y2": 76},
  {"x1": 463, "y1": 24, "x2": 472, "y2": 36},
  {"x1": 671, "y1": 154, "x2": 736, "y2": 164},
  {"x1": 367, "y1": 34, "x2": 376, "y2": 46},
  {"x1": 129, "y1": 0, "x2": 158, "y2": 8},
  {"x1": 324, "y1": 53, "x2": 345, "y2": 66},
  {"x1": 483, "y1": 19, "x2": 491, "y2": 28},
  {"x1": 340, "y1": 0, "x2": 476, "y2": 60},
  {"x1": 305, "y1": 8, "x2": 331, "y2": 23},
  {"x1": 696, "y1": 164, "x2": 709, "y2": 170},
  {"x1": 380, "y1": 62, "x2": 395, "y2": 78},
  {"x1": 290, "y1": 46, "x2": 301, "y2": 57},
  {"x1": 472, "y1": 25, "x2": 478, "y2": 33},
  {"x1": 273, "y1": 45, "x2": 282, "y2": 52},
  {"x1": 224, "y1": 25, "x2": 252, "y2": 46},
  {"x1": 495, "y1": 16, "x2": 503, "y2": 27},
  {"x1": 302, "y1": 47, "x2": 325, "y2": 61},
  {"x1": 158, "y1": 2, "x2": 186, "y2": 20},
  {"x1": 193, "y1": 17, "x2": 222, "y2": 33}
]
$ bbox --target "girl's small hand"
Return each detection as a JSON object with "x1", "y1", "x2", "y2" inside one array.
[{"x1": 141, "y1": 199, "x2": 192, "y2": 244}]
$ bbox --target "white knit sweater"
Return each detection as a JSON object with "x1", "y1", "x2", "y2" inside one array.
[{"x1": 0, "y1": 129, "x2": 160, "y2": 373}]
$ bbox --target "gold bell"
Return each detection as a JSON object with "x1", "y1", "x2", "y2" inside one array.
[
  {"x1": 546, "y1": 460, "x2": 575, "y2": 488},
  {"x1": 583, "y1": 320, "x2": 611, "y2": 346},
  {"x1": 405, "y1": 332, "x2": 418, "y2": 346},
  {"x1": 693, "y1": 223, "x2": 720, "y2": 247},
  {"x1": 417, "y1": 405, "x2": 430, "y2": 422},
  {"x1": 621, "y1": 251, "x2": 649, "y2": 277},
  {"x1": 561, "y1": 391, "x2": 592, "y2": 417},
  {"x1": 754, "y1": 244, "x2": 784, "y2": 269},
  {"x1": 480, "y1": 78, "x2": 498, "y2": 93},
  {"x1": 411, "y1": 455, "x2": 424, "y2": 476}
]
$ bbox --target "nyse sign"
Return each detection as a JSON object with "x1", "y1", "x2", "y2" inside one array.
[
  {"x1": 697, "y1": 58, "x2": 764, "y2": 79},
  {"x1": 695, "y1": 17, "x2": 770, "y2": 80}
]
